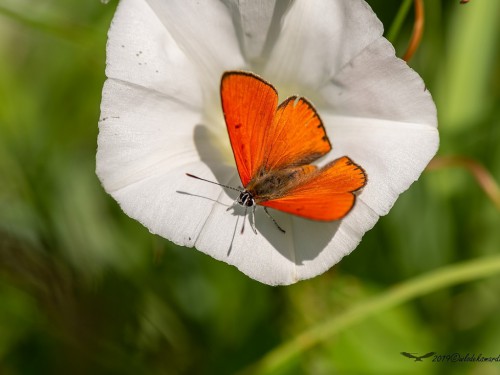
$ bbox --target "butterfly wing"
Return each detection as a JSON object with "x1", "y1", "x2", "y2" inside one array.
[
  {"x1": 221, "y1": 71, "x2": 278, "y2": 186},
  {"x1": 261, "y1": 95, "x2": 331, "y2": 172},
  {"x1": 260, "y1": 157, "x2": 366, "y2": 221},
  {"x1": 221, "y1": 71, "x2": 331, "y2": 186}
]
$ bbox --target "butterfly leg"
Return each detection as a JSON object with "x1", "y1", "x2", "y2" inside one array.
[
  {"x1": 250, "y1": 205, "x2": 258, "y2": 235},
  {"x1": 264, "y1": 207, "x2": 286, "y2": 234},
  {"x1": 238, "y1": 204, "x2": 258, "y2": 235}
]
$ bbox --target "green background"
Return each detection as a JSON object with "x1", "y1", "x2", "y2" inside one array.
[{"x1": 1, "y1": 0, "x2": 499, "y2": 374}]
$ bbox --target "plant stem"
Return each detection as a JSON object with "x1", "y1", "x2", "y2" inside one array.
[
  {"x1": 403, "y1": 0, "x2": 425, "y2": 61},
  {"x1": 386, "y1": 0, "x2": 414, "y2": 44}
]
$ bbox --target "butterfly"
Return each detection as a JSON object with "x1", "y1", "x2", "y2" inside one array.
[{"x1": 188, "y1": 71, "x2": 366, "y2": 233}]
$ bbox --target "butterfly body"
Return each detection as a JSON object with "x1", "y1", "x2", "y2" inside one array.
[{"x1": 244, "y1": 165, "x2": 310, "y2": 203}]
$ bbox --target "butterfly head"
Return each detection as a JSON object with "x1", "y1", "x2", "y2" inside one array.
[{"x1": 237, "y1": 191, "x2": 255, "y2": 207}]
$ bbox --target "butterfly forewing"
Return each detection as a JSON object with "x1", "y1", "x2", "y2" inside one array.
[
  {"x1": 221, "y1": 72, "x2": 278, "y2": 186},
  {"x1": 262, "y1": 96, "x2": 331, "y2": 172}
]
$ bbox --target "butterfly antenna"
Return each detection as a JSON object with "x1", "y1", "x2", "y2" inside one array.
[
  {"x1": 264, "y1": 207, "x2": 286, "y2": 233},
  {"x1": 186, "y1": 173, "x2": 242, "y2": 192}
]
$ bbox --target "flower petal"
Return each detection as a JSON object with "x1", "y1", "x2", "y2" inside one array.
[
  {"x1": 97, "y1": 80, "x2": 202, "y2": 193},
  {"x1": 223, "y1": 0, "x2": 282, "y2": 64},
  {"x1": 263, "y1": 0, "x2": 383, "y2": 92},
  {"x1": 106, "y1": 0, "x2": 203, "y2": 108},
  {"x1": 319, "y1": 38, "x2": 437, "y2": 126},
  {"x1": 145, "y1": 0, "x2": 246, "y2": 93}
]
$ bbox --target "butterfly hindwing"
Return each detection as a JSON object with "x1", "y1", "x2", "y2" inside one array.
[{"x1": 260, "y1": 157, "x2": 367, "y2": 220}]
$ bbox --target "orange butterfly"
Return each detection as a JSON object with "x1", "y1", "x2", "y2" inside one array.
[{"x1": 188, "y1": 71, "x2": 366, "y2": 233}]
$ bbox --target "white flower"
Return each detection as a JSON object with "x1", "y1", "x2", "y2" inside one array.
[{"x1": 97, "y1": 0, "x2": 439, "y2": 285}]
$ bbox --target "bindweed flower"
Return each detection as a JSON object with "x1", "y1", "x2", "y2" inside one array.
[{"x1": 97, "y1": 0, "x2": 438, "y2": 285}]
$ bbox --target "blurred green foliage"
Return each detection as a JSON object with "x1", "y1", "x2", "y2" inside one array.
[{"x1": 0, "y1": 0, "x2": 499, "y2": 374}]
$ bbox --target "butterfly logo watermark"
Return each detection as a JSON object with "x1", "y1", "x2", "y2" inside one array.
[
  {"x1": 401, "y1": 352, "x2": 500, "y2": 363},
  {"x1": 400, "y1": 352, "x2": 436, "y2": 362}
]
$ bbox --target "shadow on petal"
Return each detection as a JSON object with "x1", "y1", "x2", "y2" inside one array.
[
  {"x1": 255, "y1": 208, "x2": 340, "y2": 265},
  {"x1": 192, "y1": 124, "x2": 240, "y2": 192}
]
